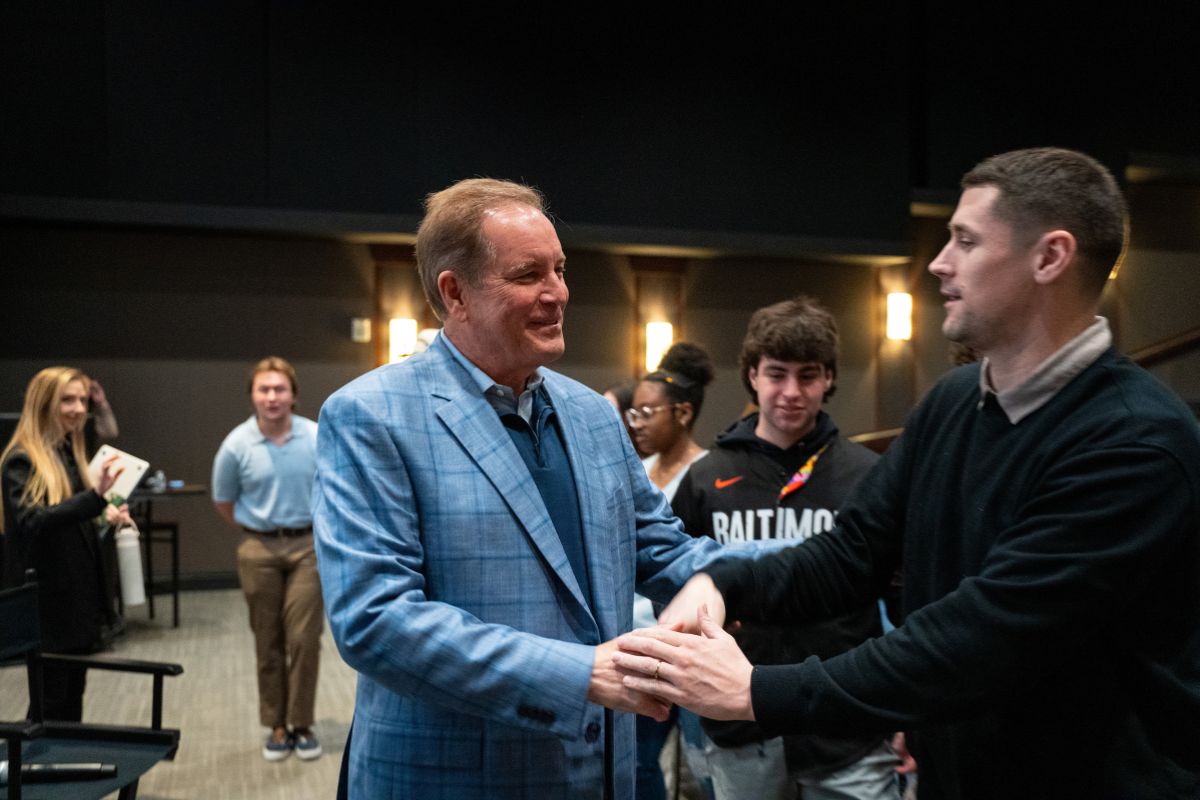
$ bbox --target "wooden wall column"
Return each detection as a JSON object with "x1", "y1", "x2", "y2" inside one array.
[
  {"x1": 629, "y1": 255, "x2": 687, "y2": 376},
  {"x1": 369, "y1": 244, "x2": 438, "y2": 367}
]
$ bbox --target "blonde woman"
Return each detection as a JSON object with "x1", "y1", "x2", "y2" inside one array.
[{"x1": 1, "y1": 366, "x2": 130, "y2": 721}]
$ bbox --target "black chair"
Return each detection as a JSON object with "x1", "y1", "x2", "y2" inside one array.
[{"x1": 0, "y1": 572, "x2": 182, "y2": 800}]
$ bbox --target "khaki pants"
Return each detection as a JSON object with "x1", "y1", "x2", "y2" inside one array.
[{"x1": 237, "y1": 533, "x2": 324, "y2": 729}]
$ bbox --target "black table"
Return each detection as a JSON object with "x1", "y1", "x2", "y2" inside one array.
[{"x1": 126, "y1": 485, "x2": 207, "y2": 628}]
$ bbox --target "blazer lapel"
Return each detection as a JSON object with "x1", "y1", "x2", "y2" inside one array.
[
  {"x1": 430, "y1": 350, "x2": 594, "y2": 618},
  {"x1": 544, "y1": 376, "x2": 619, "y2": 641}
]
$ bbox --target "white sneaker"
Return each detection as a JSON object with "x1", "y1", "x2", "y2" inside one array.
[
  {"x1": 294, "y1": 732, "x2": 322, "y2": 761},
  {"x1": 262, "y1": 732, "x2": 293, "y2": 761}
]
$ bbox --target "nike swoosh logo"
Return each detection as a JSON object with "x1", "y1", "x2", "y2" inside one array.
[{"x1": 714, "y1": 476, "x2": 743, "y2": 489}]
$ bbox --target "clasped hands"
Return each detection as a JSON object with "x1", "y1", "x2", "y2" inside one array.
[{"x1": 608, "y1": 573, "x2": 756, "y2": 722}]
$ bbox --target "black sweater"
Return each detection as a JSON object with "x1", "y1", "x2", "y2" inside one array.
[
  {"x1": 2, "y1": 446, "x2": 108, "y2": 653},
  {"x1": 673, "y1": 412, "x2": 884, "y2": 774},
  {"x1": 707, "y1": 350, "x2": 1200, "y2": 800}
]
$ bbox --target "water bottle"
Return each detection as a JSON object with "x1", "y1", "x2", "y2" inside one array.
[{"x1": 115, "y1": 523, "x2": 147, "y2": 606}]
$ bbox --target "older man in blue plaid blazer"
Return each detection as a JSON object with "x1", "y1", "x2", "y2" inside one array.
[{"x1": 314, "y1": 179, "x2": 737, "y2": 799}]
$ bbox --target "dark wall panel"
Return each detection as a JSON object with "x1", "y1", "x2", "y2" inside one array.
[
  {"x1": 0, "y1": 1, "x2": 108, "y2": 197},
  {"x1": 404, "y1": 10, "x2": 912, "y2": 242},
  {"x1": 1, "y1": 223, "x2": 373, "y2": 362},
  {"x1": 267, "y1": 4, "x2": 420, "y2": 212},
  {"x1": 104, "y1": 1, "x2": 269, "y2": 204},
  {"x1": 918, "y1": 4, "x2": 1200, "y2": 189},
  {"x1": 2, "y1": 5, "x2": 912, "y2": 243}
]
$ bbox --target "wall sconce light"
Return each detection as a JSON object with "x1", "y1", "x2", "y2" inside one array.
[
  {"x1": 389, "y1": 318, "x2": 418, "y2": 362},
  {"x1": 645, "y1": 322, "x2": 674, "y2": 372},
  {"x1": 886, "y1": 293, "x2": 913, "y2": 341}
]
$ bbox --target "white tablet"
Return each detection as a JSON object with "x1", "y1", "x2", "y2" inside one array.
[{"x1": 88, "y1": 444, "x2": 150, "y2": 505}]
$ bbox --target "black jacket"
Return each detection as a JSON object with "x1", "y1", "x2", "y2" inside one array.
[
  {"x1": 2, "y1": 446, "x2": 108, "y2": 653},
  {"x1": 711, "y1": 353, "x2": 1200, "y2": 799},
  {"x1": 672, "y1": 412, "x2": 884, "y2": 775}
]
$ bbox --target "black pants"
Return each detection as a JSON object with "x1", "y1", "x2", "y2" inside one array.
[{"x1": 35, "y1": 659, "x2": 88, "y2": 722}]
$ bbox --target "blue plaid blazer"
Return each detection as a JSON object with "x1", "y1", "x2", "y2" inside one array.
[{"x1": 313, "y1": 334, "x2": 730, "y2": 799}]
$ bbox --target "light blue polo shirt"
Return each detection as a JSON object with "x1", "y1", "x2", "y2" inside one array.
[{"x1": 211, "y1": 415, "x2": 318, "y2": 531}]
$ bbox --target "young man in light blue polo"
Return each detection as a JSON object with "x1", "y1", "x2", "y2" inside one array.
[{"x1": 213, "y1": 356, "x2": 323, "y2": 762}]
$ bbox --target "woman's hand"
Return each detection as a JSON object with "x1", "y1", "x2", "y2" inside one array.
[
  {"x1": 104, "y1": 503, "x2": 132, "y2": 529},
  {"x1": 94, "y1": 453, "x2": 124, "y2": 498}
]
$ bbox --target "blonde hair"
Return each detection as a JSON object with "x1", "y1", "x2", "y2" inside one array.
[{"x1": 0, "y1": 367, "x2": 93, "y2": 533}]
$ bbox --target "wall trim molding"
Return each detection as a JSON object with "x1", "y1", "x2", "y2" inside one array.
[{"x1": 1, "y1": 193, "x2": 909, "y2": 263}]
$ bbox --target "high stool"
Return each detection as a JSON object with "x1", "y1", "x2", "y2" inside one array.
[{"x1": 143, "y1": 520, "x2": 180, "y2": 627}]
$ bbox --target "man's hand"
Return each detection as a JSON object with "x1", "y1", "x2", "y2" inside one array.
[
  {"x1": 587, "y1": 638, "x2": 673, "y2": 722},
  {"x1": 892, "y1": 731, "x2": 917, "y2": 776},
  {"x1": 212, "y1": 501, "x2": 238, "y2": 529},
  {"x1": 612, "y1": 605, "x2": 754, "y2": 721},
  {"x1": 656, "y1": 573, "x2": 726, "y2": 633}
]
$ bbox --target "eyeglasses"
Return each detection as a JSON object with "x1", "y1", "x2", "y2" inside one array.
[{"x1": 624, "y1": 404, "x2": 675, "y2": 426}]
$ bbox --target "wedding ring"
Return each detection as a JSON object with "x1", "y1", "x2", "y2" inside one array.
[{"x1": 653, "y1": 660, "x2": 662, "y2": 680}]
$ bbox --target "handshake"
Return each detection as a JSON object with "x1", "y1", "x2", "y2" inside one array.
[{"x1": 587, "y1": 574, "x2": 756, "y2": 723}]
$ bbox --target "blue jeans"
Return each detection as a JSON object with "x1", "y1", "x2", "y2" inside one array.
[{"x1": 636, "y1": 707, "x2": 677, "y2": 800}]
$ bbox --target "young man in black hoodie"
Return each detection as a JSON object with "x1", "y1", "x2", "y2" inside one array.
[
  {"x1": 670, "y1": 295, "x2": 899, "y2": 799},
  {"x1": 618, "y1": 148, "x2": 1200, "y2": 800}
]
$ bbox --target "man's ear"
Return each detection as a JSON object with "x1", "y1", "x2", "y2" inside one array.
[
  {"x1": 1032, "y1": 230, "x2": 1077, "y2": 286},
  {"x1": 438, "y1": 270, "x2": 466, "y2": 319}
]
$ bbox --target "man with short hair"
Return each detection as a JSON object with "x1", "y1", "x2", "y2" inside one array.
[
  {"x1": 671, "y1": 296, "x2": 896, "y2": 799},
  {"x1": 313, "y1": 178, "x2": 743, "y2": 799},
  {"x1": 616, "y1": 148, "x2": 1200, "y2": 799},
  {"x1": 212, "y1": 357, "x2": 323, "y2": 762}
]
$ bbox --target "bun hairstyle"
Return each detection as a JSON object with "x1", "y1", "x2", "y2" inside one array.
[{"x1": 642, "y1": 341, "x2": 714, "y2": 419}]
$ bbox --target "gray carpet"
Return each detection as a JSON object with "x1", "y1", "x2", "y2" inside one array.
[{"x1": 0, "y1": 588, "x2": 354, "y2": 799}]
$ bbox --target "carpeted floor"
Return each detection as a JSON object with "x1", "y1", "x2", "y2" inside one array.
[{"x1": 0, "y1": 588, "x2": 355, "y2": 799}]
